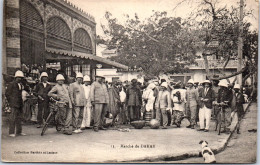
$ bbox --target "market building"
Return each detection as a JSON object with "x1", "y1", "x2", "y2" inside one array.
[{"x1": 3, "y1": 0, "x2": 128, "y2": 82}]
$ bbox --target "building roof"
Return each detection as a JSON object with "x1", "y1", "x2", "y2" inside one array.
[
  {"x1": 56, "y1": 0, "x2": 95, "y2": 23},
  {"x1": 46, "y1": 48, "x2": 128, "y2": 70}
]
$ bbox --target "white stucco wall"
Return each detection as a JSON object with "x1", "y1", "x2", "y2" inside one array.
[{"x1": 96, "y1": 69, "x2": 144, "y2": 83}]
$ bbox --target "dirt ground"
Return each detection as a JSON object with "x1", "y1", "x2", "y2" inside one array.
[{"x1": 168, "y1": 102, "x2": 257, "y2": 164}]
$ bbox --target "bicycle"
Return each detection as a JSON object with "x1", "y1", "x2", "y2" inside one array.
[
  {"x1": 214, "y1": 101, "x2": 228, "y2": 135},
  {"x1": 41, "y1": 98, "x2": 66, "y2": 136}
]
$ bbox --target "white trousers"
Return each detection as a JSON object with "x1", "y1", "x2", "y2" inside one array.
[
  {"x1": 199, "y1": 106, "x2": 212, "y2": 130},
  {"x1": 81, "y1": 105, "x2": 92, "y2": 128}
]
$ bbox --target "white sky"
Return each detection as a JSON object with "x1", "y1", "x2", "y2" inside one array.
[{"x1": 68, "y1": 0, "x2": 258, "y2": 36}]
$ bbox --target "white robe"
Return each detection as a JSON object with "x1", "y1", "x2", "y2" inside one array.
[{"x1": 81, "y1": 85, "x2": 92, "y2": 128}]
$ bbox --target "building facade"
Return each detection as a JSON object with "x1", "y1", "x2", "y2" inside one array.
[{"x1": 3, "y1": 0, "x2": 127, "y2": 81}]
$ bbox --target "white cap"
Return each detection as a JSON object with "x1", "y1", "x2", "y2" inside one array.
[
  {"x1": 40, "y1": 72, "x2": 48, "y2": 78},
  {"x1": 15, "y1": 70, "x2": 24, "y2": 78},
  {"x1": 161, "y1": 82, "x2": 168, "y2": 88},
  {"x1": 83, "y1": 75, "x2": 91, "y2": 82},
  {"x1": 187, "y1": 79, "x2": 194, "y2": 84},
  {"x1": 218, "y1": 79, "x2": 228, "y2": 87},
  {"x1": 234, "y1": 84, "x2": 240, "y2": 89},
  {"x1": 76, "y1": 72, "x2": 83, "y2": 79},
  {"x1": 202, "y1": 80, "x2": 211, "y2": 84},
  {"x1": 56, "y1": 74, "x2": 65, "y2": 81}
]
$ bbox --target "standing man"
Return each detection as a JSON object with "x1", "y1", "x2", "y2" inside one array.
[
  {"x1": 217, "y1": 79, "x2": 233, "y2": 133},
  {"x1": 90, "y1": 75, "x2": 109, "y2": 132},
  {"x1": 48, "y1": 74, "x2": 72, "y2": 135},
  {"x1": 198, "y1": 80, "x2": 215, "y2": 132},
  {"x1": 212, "y1": 80, "x2": 220, "y2": 119},
  {"x1": 34, "y1": 72, "x2": 52, "y2": 128},
  {"x1": 152, "y1": 78, "x2": 160, "y2": 119},
  {"x1": 119, "y1": 81, "x2": 127, "y2": 124},
  {"x1": 194, "y1": 81, "x2": 200, "y2": 124},
  {"x1": 125, "y1": 79, "x2": 142, "y2": 122},
  {"x1": 81, "y1": 75, "x2": 92, "y2": 129},
  {"x1": 155, "y1": 82, "x2": 172, "y2": 129},
  {"x1": 6, "y1": 70, "x2": 26, "y2": 137},
  {"x1": 186, "y1": 79, "x2": 199, "y2": 129},
  {"x1": 232, "y1": 84, "x2": 245, "y2": 134},
  {"x1": 69, "y1": 72, "x2": 85, "y2": 133}
]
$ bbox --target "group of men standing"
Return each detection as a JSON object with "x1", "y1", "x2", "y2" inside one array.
[
  {"x1": 141, "y1": 78, "x2": 246, "y2": 133},
  {"x1": 6, "y1": 69, "x2": 246, "y2": 137},
  {"x1": 6, "y1": 70, "x2": 111, "y2": 136}
]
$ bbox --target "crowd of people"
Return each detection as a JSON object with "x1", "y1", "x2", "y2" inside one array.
[{"x1": 5, "y1": 70, "x2": 251, "y2": 137}]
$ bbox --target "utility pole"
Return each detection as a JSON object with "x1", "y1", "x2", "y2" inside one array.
[{"x1": 237, "y1": 0, "x2": 244, "y2": 85}]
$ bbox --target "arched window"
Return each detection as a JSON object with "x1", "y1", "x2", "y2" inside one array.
[
  {"x1": 20, "y1": 0, "x2": 44, "y2": 65},
  {"x1": 73, "y1": 28, "x2": 92, "y2": 54},
  {"x1": 46, "y1": 17, "x2": 72, "y2": 50},
  {"x1": 20, "y1": 0, "x2": 43, "y2": 31}
]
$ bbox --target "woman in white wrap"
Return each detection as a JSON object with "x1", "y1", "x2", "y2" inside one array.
[{"x1": 142, "y1": 83, "x2": 156, "y2": 118}]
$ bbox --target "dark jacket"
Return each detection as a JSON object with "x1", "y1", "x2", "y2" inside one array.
[
  {"x1": 199, "y1": 87, "x2": 215, "y2": 109},
  {"x1": 217, "y1": 88, "x2": 233, "y2": 106},
  {"x1": 6, "y1": 81, "x2": 23, "y2": 109},
  {"x1": 34, "y1": 82, "x2": 52, "y2": 103},
  {"x1": 231, "y1": 91, "x2": 245, "y2": 115},
  {"x1": 126, "y1": 85, "x2": 142, "y2": 106}
]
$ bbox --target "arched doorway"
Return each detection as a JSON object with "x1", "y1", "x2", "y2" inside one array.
[{"x1": 20, "y1": 0, "x2": 45, "y2": 66}]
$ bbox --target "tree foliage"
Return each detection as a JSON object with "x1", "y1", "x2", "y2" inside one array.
[
  {"x1": 99, "y1": 11, "x2": 200, "y2": 76},
  {"x1": 99, "y1": 0, "x2": 258, "y2": 80}
]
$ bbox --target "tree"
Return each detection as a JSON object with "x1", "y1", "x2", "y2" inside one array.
[
  {"x1": 184, "y1": 0, "x2": 258, "y2": 82},
  {"x1": 99, "y1": 11, "x2": 200, "y2": 77}
]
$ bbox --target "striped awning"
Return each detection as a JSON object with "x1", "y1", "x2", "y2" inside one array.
[{"x1": 45, "y1": 48, "x2": 128, "y2": 70}]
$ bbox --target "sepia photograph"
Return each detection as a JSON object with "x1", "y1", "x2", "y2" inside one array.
[{"x1": 1, "y1": 0, "x2": 258, "y2": 163}]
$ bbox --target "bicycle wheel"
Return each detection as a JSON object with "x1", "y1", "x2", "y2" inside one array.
[{"x1": 41, "y1": 111, "x2": 53, "y2": 136}]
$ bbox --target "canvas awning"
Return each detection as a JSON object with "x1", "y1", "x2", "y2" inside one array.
[{"x1": 45, "y1": 48, "x2": 128, "y2": 70}]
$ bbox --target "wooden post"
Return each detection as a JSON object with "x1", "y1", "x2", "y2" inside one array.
[{"x1": 237, "y1": 0, "x2": 244, "y2": 85}]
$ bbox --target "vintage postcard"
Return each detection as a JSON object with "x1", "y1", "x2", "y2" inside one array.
[{"x1": 1, "y1": 0, "x2": 258, "y2": 163}]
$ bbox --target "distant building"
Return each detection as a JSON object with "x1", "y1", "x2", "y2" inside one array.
[
  {"x1": 96, "y1": 46, "x2": 143, "y2": 83},
  {"x1": 164, "y1": 59, "x2": 239, "y2": 84},
  {"x1": 98, "y1": 46, "x2": 243, "y2": 84}
]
